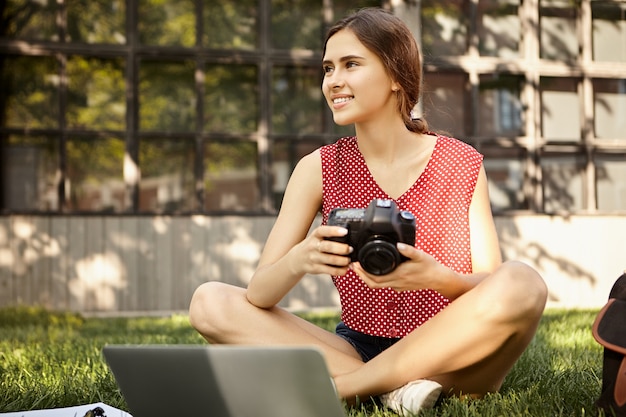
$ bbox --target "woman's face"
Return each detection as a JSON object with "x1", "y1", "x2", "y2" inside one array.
[{"x1": 322, "y1": 29, "x2": 399, "y2": 127}]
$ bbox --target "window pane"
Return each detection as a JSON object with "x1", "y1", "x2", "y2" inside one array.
[
  {"x1": 66, "y1": 57, "x2": 126, "y2": 130},
  {"x1": 204, "y1": 65, "x2": 257, "y2": 133},
  {"x1": 422, "y1": 72, "x2": 468, "y2": 138},
  {"x1": 483, "y1": 147, "x2": 528, "y2": 211},
  {"x1": 332, "y1": 122, "x2": 355, "y2": 137},
  {"x1": 540, "y1": 2, "x2": 578, "y2": 62},
  {"x1": 594, "y1": 79, "x2": 626, "y2": 140},
  {"x1": 138, "y1": 0, "x2": 195, "y2": 47},
  {"x1": 271, "y1": 140, "x2": 322, "y2": 209},
  {"x1": 66, "y1": 137, "x2": 125, "y2": 212},
  {"x1": 272, "y1": 66, "x2": 323, "y2": 134},
  {"x1": 332, "y1": 0, "x2": 382, "y2": 20},
  {"x1": 139, "y1": 139, "x2": 196, "y2": 212},
  {"x1": 542, "y1": 154, "x2": 585, "y2": 212},
  {"x1": 422, "y1": 0, "x2": 468, "y2": 57},
  {"x1": 478, "y1": 74, "x2": 524, "y2": 137},
  {"x1": 540, "y1": 77, "x2": 580, "y2": 141},
  {"x1": 593, "y1": 2, "x2": 626, "y2": 63},
  {"x1": 204, "y1": 142, "x2": 259, "y2": 212},
  {"x1": 478, "y1": 0, "x2": 520, "y2": 58},
  {"x1": 66, "y1": 0, "x2": 126, "y2": 44},
  {"x1": 3, "y1": 0, "x2": 57, "y2": 41},
  {"x1": 139, "y1": 60, "x2": 196, "y2": 132},
  {"x1": 2, "y1": 56, "x2": 59, "y2": 129},
  {"x1": 2, "y1": 135, "x2": 59, "y2": 211},
  {"x1": 271, "y1": 0, "x2": 322, "y2": 50},
  {"x1": 204, "y1": 0, "x2": 257, "y2": 49},
  {"x1": 597, "y1": 154, "x2": 626, "y2": 211}
]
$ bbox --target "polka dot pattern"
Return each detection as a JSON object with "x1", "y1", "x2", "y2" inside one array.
[{"x1": 320, "y1": 134, "x2": 483, "y2": 338}]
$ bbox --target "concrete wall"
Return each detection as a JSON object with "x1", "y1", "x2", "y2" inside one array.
[
  {"x1": 495, "y1": 215, "x2": 625, "y2": 308},
  {"x1": 0, "y1": 214, "x2": 623, "y2": 314}
]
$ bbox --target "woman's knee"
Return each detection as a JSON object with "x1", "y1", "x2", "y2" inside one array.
[
  {"x1": 481, "y1": 261, "x2": 548, "y2": 323},
  {"x1": 189, "y1": 281, "x2": 242, "y2": 339},
  {"x1": 504, "y1": 260, "x2": 547, "y2": 309}
]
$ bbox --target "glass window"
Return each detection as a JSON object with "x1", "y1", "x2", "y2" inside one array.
[
  {"x1": 421, "y1": 0, "x2": 468, "y2": 57},
  {"x1": 2, "y1": 135, "x2": 59, "y2": 211},
  {"x1": 422, "y1": 72, "x2": 468, "y2": 138},
  {"x1": 478, "y1": 74, "x2": 524, "y2": 137},
  {"x1": 542, "y1": 154, "x2": 585, "y2": 212},
  {"x1": 204, "y1": 141, "x2": 259, "y2": 212},
  {"x1": 332, "y1": 121, "x2": 356, "y2": 137},
  {"x1": 271, "y1": 0, "x2": 323, "y2": 50},
  {"x1": 139, "y1": 139, "x2": 196, "y2": 212},
  {"x1": 3, "y1": 0, "x2": 58, "y2": 41},
  {"x1": 66, "y1": 137, "x2": 125, "y2": 212},
  {"x1": 477, "y1": 0, "x2": 520, "y2": 58},
  {"x1": 3, "y1": 55, "x2": 59, "y2": 129},
  {"x1": 271, "y1": 140, "x2": 323, "y2": 208},
  {"x1": 139, "y1": 60, "x2": 196, "y2": 132},
  {"x1": 592, "y1": 2, "x2": 626, "y2": 63},
  {"x1": 204, "y1": 65, "x2": 257, "y2": 133},
  {"x1": 594, "y1": 78, "x2": 626, "y2": 140},
  {"x1": 204, "y1": 0, "x2": 257, "y2": 49},
  {"x1": 483, "y1": 147, "x2": 528, "y2": 211},
  {"x1": 332, "y1": 0, "x2": 382, "y2": 22},
  {"x1": 596, "y1": 153, "x2": 626, "y2": 211},
  {"x1": 540, "y1": 77, "x2": 581, "y2": 142},
  {"x1": 540, "y1": 1, "x2": 578, "y2": 63},
  {"x1": 272, "y1": 66, "x2": 323, "y2": 134},
  {"x1": 66, "y1": 0, "x2": 126, "y2": 44},
  {"x1": 270, "y1": 0, "x2": 382, "y2": 51},
  {"x1": 138, "y1": 0, "x2": 195, "y2": 47},
  {"x1": 66, "y1": 57, "x2": 126, "y2": 130}
]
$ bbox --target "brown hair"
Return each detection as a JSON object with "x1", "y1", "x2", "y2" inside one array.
[{"x1": 324, "y1": 8, "x2": 428, "y2": 134}]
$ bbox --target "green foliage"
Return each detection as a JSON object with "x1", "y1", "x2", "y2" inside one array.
[
  {"x1": 0, "y1": 308, "x2": 607, "y2": 416},
  {"x1": 0, "y1": 305, "x2": 84, "y2": 327}
]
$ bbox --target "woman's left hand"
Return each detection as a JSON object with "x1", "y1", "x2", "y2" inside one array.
[{"x1": 351, "y1": 243, "x2": 450, "y2": 293}]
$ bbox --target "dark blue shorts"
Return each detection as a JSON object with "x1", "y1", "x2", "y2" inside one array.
[{"x1": 335, "y1": 321, "x2": 401, "y2": 362}]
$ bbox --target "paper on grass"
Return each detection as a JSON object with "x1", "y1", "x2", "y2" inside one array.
[{"x1": 0, "y1": 402, "x2": 132, "y2": 417}]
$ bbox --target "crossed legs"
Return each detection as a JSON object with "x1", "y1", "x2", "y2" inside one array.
[{"x1": 189, "y1": 260, "x2": 547, "y2": 401}]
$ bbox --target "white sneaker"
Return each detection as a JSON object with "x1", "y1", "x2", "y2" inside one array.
[{"x1": 380, "y1": 379, "x2": 442, "y2": 416}]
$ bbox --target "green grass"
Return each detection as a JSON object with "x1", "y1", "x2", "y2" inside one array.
[{"x1": 0, "y1": 307, "x2": 608, "y2": 416}]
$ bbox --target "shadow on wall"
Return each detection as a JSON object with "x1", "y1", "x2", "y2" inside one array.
[
  {"x1": 0, "y1": 215, "x2": 338, "y2": 313},
  {"x1": 1, "y1": 214, "x2": 623, "y2": 312},
  {"x1": 495, "y1": 215, "x2": 625, "y2": 308}
]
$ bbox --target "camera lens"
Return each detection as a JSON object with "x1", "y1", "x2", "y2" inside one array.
[{"x1": 358, "y1": 239, "x2": 401, "y2": 276}]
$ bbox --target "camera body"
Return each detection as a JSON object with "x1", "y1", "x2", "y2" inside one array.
[{"x1": 326, "y1": 199, "x2": 416, "y2": 276}]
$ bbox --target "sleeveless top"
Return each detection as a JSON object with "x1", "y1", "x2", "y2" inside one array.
[{"x1": 320, "y1": 134, "x2": 483, "y2": 338}]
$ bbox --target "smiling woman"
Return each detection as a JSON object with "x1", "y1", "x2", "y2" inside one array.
[{"x1": 189, "y1": 7, "x2": 548, "y2": 417}]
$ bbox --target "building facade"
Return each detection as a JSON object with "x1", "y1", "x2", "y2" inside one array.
[{"x1": 0, "y1": 0, "x2": 625, "y2": 313}]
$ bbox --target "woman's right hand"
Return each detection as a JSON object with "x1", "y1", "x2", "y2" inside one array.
[{"x1": 289, "y1": 225, "x2": 353, "y2": 277}]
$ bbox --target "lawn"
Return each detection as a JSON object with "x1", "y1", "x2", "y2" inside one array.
[{"x1": 0, "y1": 307, "x2": 608, "y2": 416}]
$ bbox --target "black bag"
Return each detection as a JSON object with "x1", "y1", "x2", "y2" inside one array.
[{"x1": 593, "y1": 272, "x2": 626, "y2": 416}]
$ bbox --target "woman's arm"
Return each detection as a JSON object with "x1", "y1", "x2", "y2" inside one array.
[
  {"x1": 468, "y1": 165, "x2": 502, "y2": 273},
  {"x1": 246, "y1": 150, "x2": 351, "y2": 308}
]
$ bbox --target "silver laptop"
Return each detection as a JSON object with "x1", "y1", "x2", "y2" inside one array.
[{"x1": 103, "y1": 345, "x2": 346, "y2": 417}]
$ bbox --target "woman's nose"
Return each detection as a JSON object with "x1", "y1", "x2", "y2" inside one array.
[{"x1": 328, "y1": 73, "x2": 344, "y2": 89}]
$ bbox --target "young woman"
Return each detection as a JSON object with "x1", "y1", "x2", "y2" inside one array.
[{"x1": 189, "y1": 8, "x2": 547, "y2": 415}]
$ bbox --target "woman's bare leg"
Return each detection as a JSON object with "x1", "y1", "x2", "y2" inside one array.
[
  {"x1": 189, "y1": 281, "x2": 364, "y2": 376},
  {"x1": 190, "y1": 261, "x2": 547, "y2": 401},
  {"x1": 334, "y1": 261, "x2": 547, "y2": 399}
]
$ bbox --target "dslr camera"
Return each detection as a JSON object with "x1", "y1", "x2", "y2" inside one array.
[{"x1": 326, "y1": 199, "x2": 416, "y2": 276}]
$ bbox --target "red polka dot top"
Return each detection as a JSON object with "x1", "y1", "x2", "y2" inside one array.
[{"x1": 320, "y1": 134, "x2": 483, "y2": 338}]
